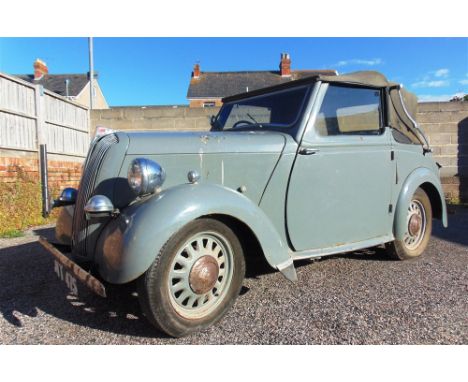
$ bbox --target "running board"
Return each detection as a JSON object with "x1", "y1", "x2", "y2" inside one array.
[{"x1": 290, "y1": 234, "x2": 394, "y2": 262}]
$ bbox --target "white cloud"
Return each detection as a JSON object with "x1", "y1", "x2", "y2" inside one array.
[
  {"x1": 459, "y1": 79, "x2": 468, "y2": 85},
  {"x1": 412, "y1": 80, "x2": 450, "y2": 88},
  {"x1": 417, "y1": 92, "x2": 464, "y2": 102},
  {"x1": 434, "y1": 68, "x2": 449, "y2": 78},
  {"x1": 417, "y1": 94, "x2": 454, "y2": 102},
  {"x1": 335, "y1": 58, "x2": 383, "y2": 67}
]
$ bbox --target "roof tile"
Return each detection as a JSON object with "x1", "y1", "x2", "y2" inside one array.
[
  {"x1": 15, "y1": 74, "x2": 89, "y2": 97},
  {"x1": 187, "y1": 70, "x2": 336, "y2": 98}
]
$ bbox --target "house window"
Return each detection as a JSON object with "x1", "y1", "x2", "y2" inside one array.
[{"x1": 203, "y1": 102, "x2": 216, "y2": 108}]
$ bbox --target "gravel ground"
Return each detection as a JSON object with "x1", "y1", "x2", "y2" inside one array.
[{"x1": 1, "y1": 207, "x2": 467, "y2": 344}]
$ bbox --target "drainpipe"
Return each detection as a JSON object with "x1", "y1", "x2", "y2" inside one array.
[{"x1": 89, "y1": 37, "x2": 94, "y2": 110}]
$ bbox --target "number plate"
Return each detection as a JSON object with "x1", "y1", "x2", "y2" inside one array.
[{"x1": 54, "y1": 260, "x2": 78, "y2": 295}]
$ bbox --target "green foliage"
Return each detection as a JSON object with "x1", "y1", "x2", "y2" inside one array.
[
  {"x1": 0, "y1": 173, "x2": 58, "y2": 237},
  {"x1": 464, "y1": 94, "x2": 468, "y2": 102},
  {"x1": 1, "y1": 229, "x2": 24, "y2": 238}
]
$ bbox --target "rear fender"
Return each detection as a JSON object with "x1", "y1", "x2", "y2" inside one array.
[
  {"x1": 394, "y1": 167, "x2": 448, "y2": 241},
  {"x1": 95, "y1": 183, "x2": 294, "y2": 284}
]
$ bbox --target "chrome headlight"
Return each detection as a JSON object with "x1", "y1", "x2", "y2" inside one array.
[{"x1": 127, "y1": 158, "x2": 166, "y2": 196}]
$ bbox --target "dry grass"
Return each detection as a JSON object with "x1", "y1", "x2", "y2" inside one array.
[{"x1": 0, "y1": 168, "x2": 58, "y2": 238}]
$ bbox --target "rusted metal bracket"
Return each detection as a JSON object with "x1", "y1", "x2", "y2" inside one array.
[{"x1": 39, "y1": 236, "x2": 107, "y2": 297}]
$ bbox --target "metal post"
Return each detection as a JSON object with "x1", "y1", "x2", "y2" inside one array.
[
  {"x1": 35, "y1": 84, "x2": 49, "y2": 217},
  {"x1": 89, "y1": 37, "x2": 94, "y2": 110},
  {"x1": 34, "y1": 84, "x2": 45, "y2": 145},
  {"x1": 39, "y1": 144, "x2": 50, "y2": 217}
]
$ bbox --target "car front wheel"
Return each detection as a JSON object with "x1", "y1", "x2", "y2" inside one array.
[
  {"x1": 386, "y1": 187, "x2": 432, "y2": 260},
  {"x1": 138, "y1": 218, "x2": 245, "y2": 337}
]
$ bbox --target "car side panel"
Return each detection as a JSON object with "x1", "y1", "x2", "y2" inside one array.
[
  {"x1": 259, "y1": 137, "x2": 298, "y2": 245},
  {"x1": 287, "y1": 132, "x2": 394, "y2": 251}
]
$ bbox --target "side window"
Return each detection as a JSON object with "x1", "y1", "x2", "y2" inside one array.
[{"x1": 315, "y1": 85, "x2": 383, "y2": 136}]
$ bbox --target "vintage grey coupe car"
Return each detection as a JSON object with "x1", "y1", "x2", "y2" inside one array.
[{"x1": 40, "y1": 71, "x2": 447, "y2": 337}]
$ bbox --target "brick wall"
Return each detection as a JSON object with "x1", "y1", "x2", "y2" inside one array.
[
  {"x1": 189, "y1": 99, "x2": 223, "y2": 108},
  {"x1": 0, "y1": 152, "x2": 82, "y2": 191}
]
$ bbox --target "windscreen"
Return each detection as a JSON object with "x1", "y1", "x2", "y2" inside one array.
[{"x1": 214, "y1": 86, "x2": 309, "y2": 131}]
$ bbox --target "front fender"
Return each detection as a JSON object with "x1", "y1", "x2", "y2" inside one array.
[
  {"x1": 394, "y1": 167, "x2": 448, "y2": 241},
  {"x1": 95, "y1": 183, "x2": 292, "y2": 284}
]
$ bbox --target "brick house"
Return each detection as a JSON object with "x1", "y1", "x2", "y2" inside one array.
[
  {"x1": 186, "y1": 53, "x2": 337, "y2": 108},
  {"x1": 16, "y1": 59, "x2": 109, "y2": 109}
]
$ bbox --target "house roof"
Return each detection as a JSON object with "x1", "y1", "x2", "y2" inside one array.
[
  {"x1": 15, "y1": 74, "x2": 89, "y2": 97},
  {"x1": 187, "y1": 70, "x2": 337, "y2": 99}
]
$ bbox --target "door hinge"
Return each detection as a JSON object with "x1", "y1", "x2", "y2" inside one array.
[
  {"x1": 388, "y1": 204, "x2": 393, "y2": 213},
  {"x1": 390, "y1": 150, "x2": 394, "y2": 161}
]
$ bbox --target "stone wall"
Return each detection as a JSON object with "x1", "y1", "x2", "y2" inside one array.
[
  {"x1": 417, "y1": 102, "x2": 468, "y2": 202},
  {"x1": 90, "y1": 106, "x2": 217, "y2": 136},
  {"x1": 91, "y1": 102, "x2": 468, "y2": 202}
]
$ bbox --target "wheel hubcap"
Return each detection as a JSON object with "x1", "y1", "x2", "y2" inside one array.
[
  {"x1": 408, "y1": 214, "x2": 422, "y2": 236},
  {"x1": 403, "y1": 199, "x2": 427, "y2": 250},
  {"x1": 189, "y1": 255, "x2": 219, "y2": 294},
  {"x1": 168, "y1": 231, "x2": 234, "y2": 319}
]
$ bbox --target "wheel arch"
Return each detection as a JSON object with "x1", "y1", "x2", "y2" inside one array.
[
  {"x1": 205, "y1": 213, "x2": 270, "y2": 277},
  {"x1": 95, "y1": 183, "x2": 295, "y2": 284},
  {"x1": 419, "y1": 181, "x2": 443, "y2": 221}
]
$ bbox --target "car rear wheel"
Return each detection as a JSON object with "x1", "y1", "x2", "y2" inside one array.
[
  {"x1": 386, "y1": 188, "x2": 432, "y2": 260},
  {"x1": 137, "y1": 218, "x2": 245, "y2": 337}
]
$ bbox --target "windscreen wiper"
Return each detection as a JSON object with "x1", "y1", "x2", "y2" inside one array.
[{"x1": 247, "y1": 113, "x2": 259, "y2": 124}]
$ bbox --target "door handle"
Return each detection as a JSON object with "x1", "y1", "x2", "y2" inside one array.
[{"x1": 298, "y1": 146, "x2": 319, "y2": 155}]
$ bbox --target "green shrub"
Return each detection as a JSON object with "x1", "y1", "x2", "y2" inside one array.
[{"x1": 0, "y1": 176, "x2": 58, "y2": 238}]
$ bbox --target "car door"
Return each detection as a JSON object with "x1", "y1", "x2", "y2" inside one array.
[{"x1": 286, "y1": 83, "x2": 393, "y2": 252}]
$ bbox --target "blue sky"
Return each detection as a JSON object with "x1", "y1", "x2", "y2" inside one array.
[{"x1": 0, "y1": 37, "x2": 466, "y2": 106}]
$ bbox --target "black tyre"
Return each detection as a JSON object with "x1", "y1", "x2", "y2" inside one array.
[
  {"x1": 137, "y1": 218, "x2": 245, "y2": 337},
  {"x1": 386, "y1": 188, "x2": 432, "y2": 260}
]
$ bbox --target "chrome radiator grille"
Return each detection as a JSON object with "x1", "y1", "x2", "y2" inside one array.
[{"x1": 71, "y1": 134, "x2": 118, "y2": 257}]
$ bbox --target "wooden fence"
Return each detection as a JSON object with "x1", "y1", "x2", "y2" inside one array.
[{"x1": 0, "y1": 72, "x2": 90, "y2": 158}]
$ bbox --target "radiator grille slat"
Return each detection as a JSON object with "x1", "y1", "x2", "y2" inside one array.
[{"x1": 71, "y1": 134, "x2": 118, "y2": 257}]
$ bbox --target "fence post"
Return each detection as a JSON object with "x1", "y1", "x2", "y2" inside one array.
[
  {"x1": 34, "y1": 84, "x2": 46, "y2": 146},
  {"x1": 35, "y1": 84, "x2": 50, "y2": 216}
]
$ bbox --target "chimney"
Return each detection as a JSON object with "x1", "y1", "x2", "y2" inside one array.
[
  {"x1": 65, "y1": 79, "x2": 70, "y2": 98},
  {"x1": 33, "y1": 58, "x2": 48, "y2": 80},
  {"x1": 280, "y1": 53, "x2": 291, "y2": 77},
  {"x1": 192, "y1": 63, "x2": 200, "y2": 79}
]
